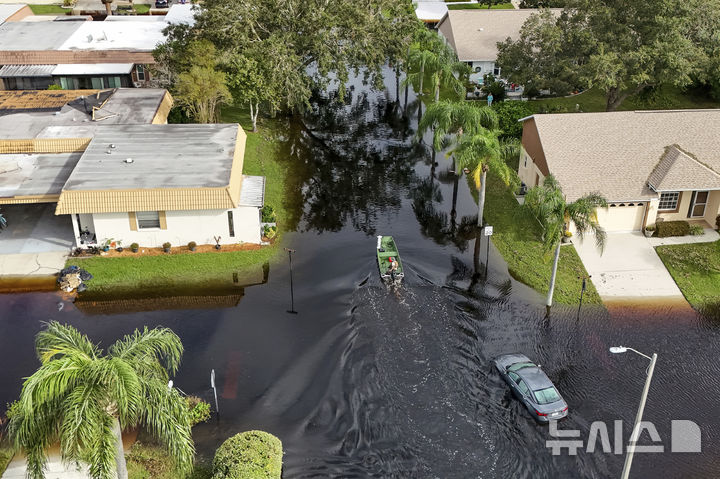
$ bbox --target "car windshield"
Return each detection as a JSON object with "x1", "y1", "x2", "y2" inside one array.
[
  {"x1": 533, "y1": 387, "x2": 561, "y2": 405},
  {"x1": 507, "y1": 362, "x2": 535, "y2": 373}
]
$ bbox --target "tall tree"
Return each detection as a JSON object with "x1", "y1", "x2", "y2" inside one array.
[
  {"x1": 9, "y1": 323, "x2": 194, "y2": 479},
  {"x1": 175, "y1": 66, "x2": 231, "y2": 123},
  {"x1": 523, "y1": 175, "x2": 607, "y2": 309},
  {"x1": 161, "y1": 0, "x2": 420, "y2": 113},
  {"x1": 497, "y1": 0, "x2": 704, "y2": 110}
]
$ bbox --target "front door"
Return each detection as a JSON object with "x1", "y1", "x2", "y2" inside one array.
[{"x1": 689, "y1": 191, "x2": 709, "y2": 218}]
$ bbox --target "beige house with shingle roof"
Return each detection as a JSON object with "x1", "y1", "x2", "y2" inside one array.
[
  {"x1": 437, "y1": 9, "x2": 562, "y2": 83},
  {"x1": 518, "y1": 110, "x2": 720, "y2": 232}
]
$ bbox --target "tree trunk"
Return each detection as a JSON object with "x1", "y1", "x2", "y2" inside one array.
[
  {"x1": 112, "y1": 417, "x2": 128, "y2": 479},
  {"x1": 404, "y1": 82, "x2": 409, "y2": 112},
  {"x1": 477, "y1": 168, "x2": 487, "y2": 228},
  {"x1": 419, "y1": 63, "x2": 424, "y2": 96},
  {"x1": 104, "y1": 1, "x2": 112, "y2": 15},
  {"x1": 606, "y1": 84, "x2": 648, "y2": 111},
  {"x1": 395, "y1": 66, "x2": 401, "y2": 104},
  {"x1": 435, "y1": 83, "x2": 440, "y2": 103},
  {"x1": 546, "y1": 240, "x2": 561, "y2": 309},
  {"x1": 250, "y1": 102, "x2": 258, "y2": 132}
]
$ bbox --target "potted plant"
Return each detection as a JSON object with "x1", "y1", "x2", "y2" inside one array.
[
  {"x1": 162, "y1": 242, "x2": 171, "y2": 253},
  {"x1": 561, "y1": 230, "x2": 572, "y2": 243},
  {"x1": 101, "y1": 238, "x2": 113, "y2": 252},
  {"x1": 214, "y1": 236, "x2": 222, "y2": 250},
  {"x1": 130, "y1": 242, "x2": 139, "y2": 253},
  {"x1": 644, "y1": 224, "x2": 655, "y2": 238},
  {"x1": 115, "y1": 240, "x2": 123, "y2": 253},
  {"x1": 188, "y1": 241, "x2": 197, "y2": 252}
]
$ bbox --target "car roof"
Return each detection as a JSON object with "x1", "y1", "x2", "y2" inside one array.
[{"x1": 516, "y1": 366, "x2": 554, "y2": 390}]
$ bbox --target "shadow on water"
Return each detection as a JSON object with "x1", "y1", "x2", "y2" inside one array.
[{"x1": 1, "y1": 71, "x2": 719, "y2": 478}]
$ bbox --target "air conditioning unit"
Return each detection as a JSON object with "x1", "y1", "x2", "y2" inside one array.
[{"x1": 132, "y1": 81, "x2": 142, "y2": 88}]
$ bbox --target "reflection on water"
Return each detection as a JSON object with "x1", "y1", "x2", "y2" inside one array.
[{"x1": 0, "y1": 73, "x2": 718, "y2": 478}]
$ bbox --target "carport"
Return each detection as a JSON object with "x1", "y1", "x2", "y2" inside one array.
[{"x1": 0, "y1": 203, "x2": 74, "y2": 255}]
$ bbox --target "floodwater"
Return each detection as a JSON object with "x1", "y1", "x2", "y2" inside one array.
[{"x1": 1, "y1": 75, "x2": 719, "y2": 478}]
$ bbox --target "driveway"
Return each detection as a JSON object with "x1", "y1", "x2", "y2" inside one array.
[{"x1": 572, "y1": 231, "x2": 717, "y2": 301}]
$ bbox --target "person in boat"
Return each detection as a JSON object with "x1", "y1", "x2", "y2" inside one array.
[{"x1": 388, "y1": 257, "x2": 398, "y2": 274}]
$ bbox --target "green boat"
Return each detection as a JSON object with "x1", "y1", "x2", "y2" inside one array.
[{"x1": 376, "y1": 235, "x2": 404, "y2": 283}]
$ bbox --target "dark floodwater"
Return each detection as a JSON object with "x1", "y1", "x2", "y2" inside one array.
[{"x1": 1, "y1": 74, "x2": 719, "y2": 478}]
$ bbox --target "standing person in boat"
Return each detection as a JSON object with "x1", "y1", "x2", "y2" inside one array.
[{"x1": 388, "y1": 257, "x2": 399, "y2": 280}]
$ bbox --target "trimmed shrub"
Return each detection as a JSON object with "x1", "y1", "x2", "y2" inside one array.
[
  {"x1": 655, "y1": 220, "x2": 690, "y2": 238},
  {"x1": 689, "y1": 224, "x2": 705, "y2": 236},
  {"x1": 186, "y1": 396, "x2": 211, "y2": 426},
  {"x1": 212, "y1": 431, "x2": 282, "y2": 479},
  {"x1": 261, "y1": 205, "x2": 276, "y2": 223},
  {"x1": 716, "y1": 214, "x2": 720, "y2": 230},
  {"x1": 188, "y1": 241, "x2": 197, "y2": 251}
]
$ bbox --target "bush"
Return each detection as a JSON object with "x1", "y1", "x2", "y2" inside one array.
[
  {"x1": 130, "y1": 242, "x2": 139, "y2": 252},
  {"x1": 186, "y1": 396, "x2": 211, "y2": 426},
  {"x1": 645, "y1": 224, "x2": 656, "y2": 231},
  {"x1": 481, "y1": 74, "x2": 506, "y2": 102},
  {"x1": 48, "y1": 84, "x2": 63, "y2": 90},
  {"x1": 656, "y1": 220, "x2": 690, "y2": 238},
  {"x1": 263, "y1": 225, "x2": 277, "y2": 239},
  {"x1": 188, "y1": 241, "x2": 197, "y2": 250},
  {"x1": 212, "y1": 431, "x2": 282, "y2": 479},
  {"x1": 716, "y1": 214, "x2": 720, "y2": 230},
  {"x1": 493, "y1": 101, "x2": 534, "y2": 139},
  {"x1": 261, "y1": 205, "x2": 276, "y2": 223},
  {"x1": 162, "y1": 242, "x2": 172, "y2": 250},
  {"x1": 690, "y1": 224, "x2": 705, "y2": 236}
]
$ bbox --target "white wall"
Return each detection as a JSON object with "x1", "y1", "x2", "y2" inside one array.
[
  {"x1": 517, "y1": 146, "x2": 545, "y2": 189},
  {"x1": 468, "y1": 61, "x2": 498, "y2": 84},
  {"x1": 90, "y1": 207, "x2": 261, "y2": 248}
]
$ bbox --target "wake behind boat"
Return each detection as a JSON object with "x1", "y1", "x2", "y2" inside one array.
[{"x1": 376, "y1": 235, "x2": 404, "y2": 284}]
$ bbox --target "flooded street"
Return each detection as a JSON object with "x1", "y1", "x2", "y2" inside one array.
[{"x1": 1, "y1": 77, "x2": 718, "y2": 478}]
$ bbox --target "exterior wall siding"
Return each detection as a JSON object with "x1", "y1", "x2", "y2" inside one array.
[
  {"x1": 517, "y1": 145, "x2": 545, "y2": 189},
  {"x1": 468, "y1": 61, "x2": 497, "y2": 83},
  {"x1": 89, "y1": 207, "x2": 261, "y2": 248}
]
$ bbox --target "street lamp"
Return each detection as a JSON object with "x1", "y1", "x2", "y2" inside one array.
[{"x1": 609, "y1": 346, "x2": 658, "y2": 479}]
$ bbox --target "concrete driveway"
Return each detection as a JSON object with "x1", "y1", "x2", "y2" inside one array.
[{"x1": 573, "y1": 231, "x2": 688, "y2": 300}]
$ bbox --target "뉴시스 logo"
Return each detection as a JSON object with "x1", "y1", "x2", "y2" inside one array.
[{"x1": 546, "y1": 420, "x2": 701, "y2": 455}]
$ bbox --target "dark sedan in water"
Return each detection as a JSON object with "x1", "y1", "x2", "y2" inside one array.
[{"x1": 494, "y1": 353, "x2": 568, "y2": 423}]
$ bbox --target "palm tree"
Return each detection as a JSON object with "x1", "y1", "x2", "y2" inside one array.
[
  {"x1": 429, "y1": 58, "x2": 470, "y2": 103},
  {"x1": 524, "y1": 175, "x2": 608, "y2": 309},
  {"x1": 405, "y1": 48, "x2": 436, "y2": 97},
  {"x1": 417, "y1": 100, "x2": 497, "y2": 152},
  {"x1": 9, "y1": 322, "x2": 194, "y2": 479}
]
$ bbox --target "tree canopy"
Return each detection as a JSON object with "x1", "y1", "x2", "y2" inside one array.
[
  {"x1": 157, "y1": 0, "x2": 421, "y2": 120},
  {"x1": 497, "y1": 0, "x2": 707, "y2": 110}
]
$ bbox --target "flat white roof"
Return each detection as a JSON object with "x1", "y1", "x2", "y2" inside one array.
[
  {"x1": 59, "y1": 21, "x2": 167, "y2": 51},
  {"x1": 164, "y1": 4, "x2": 197, "y2": 25},
  {"x1": 52, "y1": 63, "x2": 134, "y2": 75},
  {"x1": 414, "y1": 1, "x2": 448, "y2": 22},
  {"x1": 0, "y1": 4, "x2": 25, "y2": 24}
]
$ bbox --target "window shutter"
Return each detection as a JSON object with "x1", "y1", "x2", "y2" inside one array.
[
  {"x1": 159, "y1": 211, "x2": 167, "y2": 230},
  {"x1": 687, "y1": 192, "x2": 695, "y2": 218},
  {"x1": 129, "y1": 212, "x2": 137, "y2": 231}
]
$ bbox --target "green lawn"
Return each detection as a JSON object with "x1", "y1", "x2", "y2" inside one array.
[
  {"x1": 28, "y1": 5, "x2": 68, "y2": 14},
  {"x1": 448, "y1": 3, "x2": 515, "y2": 9},
  {"x1": 69, "y1": 109, "x2": 292, "y2": 294},
  {"x1": 529, "y1": 85, "x2": 720, "y2": 114},
  {"x1": 134, "y1": 4, "x2": 151, "y2": 14},
  {"x1": 483, "y1": 172, "x2": 602, "y2": 305},
  {"x1": 655, "y1": 240, "x2": 720, "y2": 310},
  {"x1": 127, "y1": 442, "x2": 212, "y2": 479}
]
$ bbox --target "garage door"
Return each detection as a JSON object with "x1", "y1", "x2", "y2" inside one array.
[{"x1": 594, "y1": 202, "x2": 646, "y2": 232}]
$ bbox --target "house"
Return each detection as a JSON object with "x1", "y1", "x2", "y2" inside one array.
[
  {"x1": 0, "y1": 19, "x2": 165, "y2": 90},
  {"x1": 0, "y1": 89, "x2": 265, "y2": 250},
  {"x1": 518, "y1": 110, "x2": 720, "y2": 232},
  {"x1": 437, "y1": 9, "x2": 561, "y2": 83}
]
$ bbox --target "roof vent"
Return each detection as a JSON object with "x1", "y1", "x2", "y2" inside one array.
[
  {"x1": 109, "y1": 144, "x2": 116, "y2": 149},
  {"x1": 124, "y1": 158, "x2": 134, "y2": 164}
]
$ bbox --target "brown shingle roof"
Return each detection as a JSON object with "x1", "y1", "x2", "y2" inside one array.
[{"x1": 526, "y1": 109, "x2": 720, "y2": 202}]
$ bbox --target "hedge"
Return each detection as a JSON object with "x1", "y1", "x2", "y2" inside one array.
[
  {"x1": 656, "y1": 220, "x2": 690, "y2": 238},
  {"x1": 212, "y1": 431, "x2": 282, "y2": 479}
]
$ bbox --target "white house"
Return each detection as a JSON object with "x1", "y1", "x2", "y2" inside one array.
[
  {"x1": 437, "y1": 9, "x2": 562, "y2": 84},
  {"x1": 52, "y1": 124, "x2": 264, "y2": 248},
  {"x1": 0, "y1": 89, "x2": 265, "y2": 250}
]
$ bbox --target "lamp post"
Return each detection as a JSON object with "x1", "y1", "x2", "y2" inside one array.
[{"x1": 609, "y1": 346, "x2": 658, "y2": 479}]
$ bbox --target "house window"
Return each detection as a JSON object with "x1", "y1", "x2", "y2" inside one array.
[
  {"x1": 137, "y1": 211, "x2": 160, "y2": 229},
  {"x1": 493, "y1": 66, "x2": 501, "y2": 76},
  {"x1": 658, "y1": 192, "x2": 680, "y2": 211},
  {"x1": 136, "y1": 64, "x2": 146, "y2": 82},
  {"x1": 227, "y1": 211, "x2": 235, "y2": 237},
  {"x1": 524, "y1": 155, "x2": 528, "y2": 168}
]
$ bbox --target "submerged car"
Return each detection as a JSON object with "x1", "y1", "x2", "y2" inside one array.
[{"x1": 494, "y1": 353, "x2": 568, "y2": 423}]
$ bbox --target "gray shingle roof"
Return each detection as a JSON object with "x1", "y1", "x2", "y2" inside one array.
[
  {"x1": 437, "y1": 9, "x2": 562, "y2": 62},
  {"x1": 528, "y1": 109, "x2": 720, "y2": 202}
]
